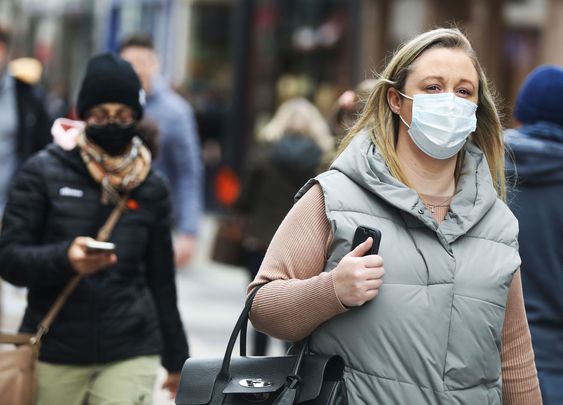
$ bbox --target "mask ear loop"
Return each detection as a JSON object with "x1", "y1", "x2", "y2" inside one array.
[
  {"x1": 398, "y1": 91, "x2": 413, "y2": 100},
  {"x1": 398, "y1": 114, "x2": 411, "y2": 129},
  {"x1": 395, "y1": 91, "x2": 413, "y2": 129}
]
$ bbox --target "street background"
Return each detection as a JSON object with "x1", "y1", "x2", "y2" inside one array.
[{"x1": 1, "y1": 0, "x2": 562, "y2": 181}]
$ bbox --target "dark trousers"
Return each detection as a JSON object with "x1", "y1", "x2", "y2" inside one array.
[{"x1": 538, "y1": 369, "x2": 563, "y2": 405}]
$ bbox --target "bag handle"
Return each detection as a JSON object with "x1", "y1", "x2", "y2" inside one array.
[
  {"x1": 32, "y1": 195, "x2": 129, "y2": 344},
  {"x1": 218, "y1": 284, "x2": 309, "y2": 391}
]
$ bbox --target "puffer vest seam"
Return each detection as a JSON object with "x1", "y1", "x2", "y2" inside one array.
[
  {"x1": 344, "y1": 365, "x2": 501, "y2": 393},
  {"x1": 462, "y1": 233, "x2": 518, "y2": 249},
  {"x1": 334, "y1": 209, "x2": 403, "y2": 226},
  {"x1": 454, "y1": 293, "x2": 506, "y2": 310},
  {"x1": 344, "y1": 365, "x2": 435, "y2": 391}
]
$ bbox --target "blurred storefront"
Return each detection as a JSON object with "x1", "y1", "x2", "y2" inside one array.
[
  {"x1": 0, "y1": 0, "x2": 561, "y2": 193},
  {"x1": 189, "y1": 0, "x2": 562, "y2": 209},
  {"x1": 1, "y1": 0, "x2": 95, "y2": 115}
]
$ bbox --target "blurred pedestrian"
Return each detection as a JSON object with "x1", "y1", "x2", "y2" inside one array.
[
  {"x1": 0, "y1": 53, "x2": 189, "y2": 404},
  {"x1": 248, "y1": 28, "x2": 541, "y2": 403},
  {"x1": 45, "y1": 80, "x2": 70, "y2": 121},
  {"x1": 119, "y1": 35, "x2": 203, "y2": 268},
  {"x1": 321, "y1": 79, "x2": 377, "y2": 172},
  {"x1": 136, "y1": 118, "x2": 161, "y2": 158},
  {"x1": 505, "y1": 65, "x2": 563, "y2": 405},
  {"x1": 0, "y1": 25, "x2": 52, "y2": 330},
  {"x1": 237, "y1": 97, "x2": 333, "y2": 355},
  {"x1": 8, "y1": 57, "x2": 43, "y2": 85},
  {"x1": 0, "y1": 25, "x2": 51, "y2": 218},
  {"x1": 328, "y1": 79, "x2": 377, "y2": 142}
]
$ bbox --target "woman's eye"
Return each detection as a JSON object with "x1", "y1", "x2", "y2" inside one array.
[
  {"x1": 426, "y1": 85, "x2": 440, "y2": 92},
  {"x1": 457, "y1": 88, "x2": 472, "y2": 96}
]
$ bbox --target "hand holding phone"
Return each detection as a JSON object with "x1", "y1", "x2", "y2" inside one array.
[
  {"x1": 68, "y1": 237, "x2": 117, "y2": 276},
  {"x1": 332, "y1": 226, "x2": 384, "y2": 308}
]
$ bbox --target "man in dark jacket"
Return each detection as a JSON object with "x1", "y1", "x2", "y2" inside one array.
[
  {"x1": 0, "y1": 53, "x2": 188, "y2": 404},
  {"x1": 505, "y1": 65, "x2": 563, "y2": 405},
  {"x1": 0, "y1": 25, "x2": 51, "y2": 217}
]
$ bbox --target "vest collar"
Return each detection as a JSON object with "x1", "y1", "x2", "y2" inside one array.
[{"x1": 330, "y1": 131, "x2": 497, "y2": 243}]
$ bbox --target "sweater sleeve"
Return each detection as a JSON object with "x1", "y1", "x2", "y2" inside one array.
[
  {"x1": 248, "y1": 183, "x2": 347, "y2": 342},
  {"x1": 501, "y1": 270, "x2": 543, "y2": 404}
]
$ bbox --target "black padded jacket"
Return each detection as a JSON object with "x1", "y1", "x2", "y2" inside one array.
[{"x1": 0, "y1": 144, "x2": 189, "y2": 372}]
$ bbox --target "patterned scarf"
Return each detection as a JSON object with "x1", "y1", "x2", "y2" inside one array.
[{"x1": 77, "y1": 132, "x2": 151, "y2": 204}]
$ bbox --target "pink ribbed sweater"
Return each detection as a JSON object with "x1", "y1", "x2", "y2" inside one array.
[{"x1": 249, "y1": 184, "x2": 542, "y2": 404}]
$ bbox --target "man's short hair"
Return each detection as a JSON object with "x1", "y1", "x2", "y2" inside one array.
[
  {"x1": 0, "y1": 25, "x2": 12, "y2": 47},
  {"x1": 118, "y1": 34, "x2": 154, "y2": 53}
]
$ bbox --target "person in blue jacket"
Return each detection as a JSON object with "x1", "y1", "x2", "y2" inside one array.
[
  {"x1": 505, "y1": 65, "x2": 563, "y2": 405},
  {"x1": 120, "y1": 35, "x2": 203, "y2": 268}
]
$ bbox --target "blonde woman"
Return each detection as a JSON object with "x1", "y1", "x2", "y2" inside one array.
[
  {"x1": 236, "y1": 97, "x2": 333, "y2": 355},
  {"x1": 248, "y1": 28, "x2": 542, "y2": 403}
]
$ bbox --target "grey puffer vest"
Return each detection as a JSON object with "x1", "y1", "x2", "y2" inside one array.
[{"x1": 296, "y1": 132, "x2": 520, "y2": 404}]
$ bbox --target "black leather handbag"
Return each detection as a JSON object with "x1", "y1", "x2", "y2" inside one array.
[{"x1": 175, "y1": 287, "x2": 348, "y2": 405}]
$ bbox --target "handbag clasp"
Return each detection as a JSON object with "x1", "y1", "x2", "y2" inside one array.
[{"x1": 238, "y1": 378, "x2": 273, "y2": 388}]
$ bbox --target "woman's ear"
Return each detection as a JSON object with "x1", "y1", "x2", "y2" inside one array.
[{"x1": 386, "y1": 87, "x2": 402, "y2": 115}]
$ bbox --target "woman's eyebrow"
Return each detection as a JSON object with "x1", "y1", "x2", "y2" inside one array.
[
  {"x1": 421, "y1": 75, "x2": 445, "y2": 82},
  {"x1": 90, "y1": 110, "x2": 108, "y2": 116},
  {"x1": 421, "y1": 76, "x2": 477, "y2": 88},
  {"x1": 458, "y1": 78, "x2": 477, "y2": 87}
]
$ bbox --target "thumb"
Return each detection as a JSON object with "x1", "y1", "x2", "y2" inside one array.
[
  {"x1": 74, "y1": 236, "x2": 93, "y2": 248},
  {"x1": 347, "y1": 237, "x2": 373, "y2": 258}
]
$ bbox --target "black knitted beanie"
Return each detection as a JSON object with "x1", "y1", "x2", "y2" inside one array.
[{"x1": 76, "y1": 53, "x2": 144, "y2": 119}]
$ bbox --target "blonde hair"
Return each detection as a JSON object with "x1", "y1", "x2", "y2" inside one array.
[
  {"x1": 340, "y1": 28, "x2": 506, "y2": 200},
  {"x1": 259, "y1": 97, "x2": 334, "y2": 153}
]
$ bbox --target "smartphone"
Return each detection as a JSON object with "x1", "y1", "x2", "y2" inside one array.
[
  {"x1": 351, "y1": 226, "x2": 382, "y2": 256},
  {"x1": 85, "y1": 240, "x2": 116, "y2": 254}
]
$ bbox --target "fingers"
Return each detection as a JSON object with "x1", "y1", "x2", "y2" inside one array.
[
  {"x1": 363, "y1": 266, "x2": 385, "y2": 280},
  {"x1": 77, "y1": 257, "x2": 117, "y2": 276},
  {"x1": 345, "y1": 283, "x2": 382, "y2": 307},
  {"x1": 86, "y1": 253, "x2": 117, "y2": 266},
  {"x1": 73, "y1": 236, "x2": 95, "y2": 249},
  {"x1": 68, "y1": 236, "x2": 117, "y2": 275},
  {"x1": 360, "y1": 255, "x2": 384, "y2": 268},
  {"x1": 364, "y1": 278, "x2": 384, "y2": 291},
  {"x1": 161, "y1": 376, "x2": 179, "y2": 399},
  {"x1": 363, "y1": 288, "x2": 380, "y2": 302},
  {"x1": 346, "y1": 237, "x2": 373, "y2": 258}
]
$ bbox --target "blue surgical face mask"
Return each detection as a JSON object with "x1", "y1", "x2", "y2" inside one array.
[{"x1": 398, "y1": 92, "x2": 478, "y2": 160}]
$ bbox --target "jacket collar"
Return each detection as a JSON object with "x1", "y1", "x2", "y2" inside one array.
[
  {"x1": 330, "y1": 131, "x2": 497, "y2": 243},
  {"x1": 147, "y1": 75, "x2": 168, "y2": 100}
]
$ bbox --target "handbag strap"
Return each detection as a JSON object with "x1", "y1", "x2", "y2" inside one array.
[
  {"x1": 219, "y1": 285, "x2": 261, "y2": 378},
  {"x1": 220, "y1": 284, "x2": 309, "y2": 385},
  {"x1": 33, "y1": 195, "x2": 129, "y2": 343},
  {"x1": 0, "y1": 333, "x2": 35, "y2": 345}
]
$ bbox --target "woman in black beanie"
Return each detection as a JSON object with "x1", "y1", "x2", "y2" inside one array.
[{"x1": 0, "y1": 53, "x2": 189, "y2": 404}]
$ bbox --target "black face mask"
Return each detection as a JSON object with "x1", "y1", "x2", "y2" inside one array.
[{"x1": 85, "y1": 123, "x2": 137, "y2": 156}]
